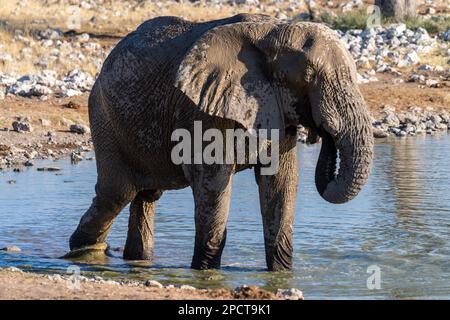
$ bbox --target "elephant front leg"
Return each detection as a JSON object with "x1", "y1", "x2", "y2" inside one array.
[
  {"x1": 186, "y1": 164, "x2": 234, "y2": 270},
  {"x1": 123, "y1": 190, "x2": 162, "y2": 260},
  {"x1": 255, "y1": 139, "x2": 298, "y2": 271}
]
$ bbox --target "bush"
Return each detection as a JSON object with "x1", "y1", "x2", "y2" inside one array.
[
  {"x1": 319, "y1": 9, "x2": 370, "y2": 31},
  {"x1": 319, "y1": 8, "x2": 450, "y2": 35},
  {"x1": 402, "y1": 15, "x2": 450, "y2": 34}
]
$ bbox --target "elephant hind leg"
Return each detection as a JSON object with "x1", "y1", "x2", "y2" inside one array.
[{"x1": 123, "y1": 189, "x2": 163, "y2": 261}]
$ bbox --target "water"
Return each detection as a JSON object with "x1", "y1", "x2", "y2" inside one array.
[{"x1": 1, "y1": 134, "x2": 449, "y2": 299}]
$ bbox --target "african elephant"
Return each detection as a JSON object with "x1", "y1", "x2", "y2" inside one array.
[{"x1": 68, "y1": 13, "x2": 374, "y2": 271}]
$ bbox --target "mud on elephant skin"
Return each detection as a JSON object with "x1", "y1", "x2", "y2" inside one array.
[{"x1": 67, "y1": 14, "x2": 373, "y2": 271}]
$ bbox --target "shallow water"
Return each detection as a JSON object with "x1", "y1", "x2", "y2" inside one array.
[{"x1": 1, "y1": 134, "x2": 449, "y2": 299}]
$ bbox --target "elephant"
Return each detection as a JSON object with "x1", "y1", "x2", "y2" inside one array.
[{"x1": 68, "y1": 13, "x2": 374, "y2": 271}]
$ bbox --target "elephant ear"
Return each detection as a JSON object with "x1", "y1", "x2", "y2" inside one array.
[{"x1": 175, "y1": 23, "x2": 286, "y2": 138}]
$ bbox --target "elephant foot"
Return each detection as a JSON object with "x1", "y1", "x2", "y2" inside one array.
[
  {"x1": 267, "y1": 261, "x2": 292, "y2": 272},
  {"x1": 266, "y1": 253, "x2": 293, "y2": 272},
  {"x1": 191, "y1": 260, "x2": 221, "y2": 270},
  {"x1": 61, "y1": 242, "x2": 109, "y2": 263},
  {"x1": 69, "y1": 226, "x2": 105, "y2": 251},
  {"x1": 123, "y1": 245, "x2": 153, "y2": 261},
  {"x1": 191, "y1": 248, "x2": 223, "y2": 270}
]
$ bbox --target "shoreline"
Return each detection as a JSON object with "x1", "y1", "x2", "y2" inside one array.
[
  {"x1": 0, "y1": 267, "x2": 302, "y2": 300},
  {"x1": 1, "y1": 95, "x2": 449, "y2": 171}
]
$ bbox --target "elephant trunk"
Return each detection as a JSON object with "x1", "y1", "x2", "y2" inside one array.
[{"x1": 315, "y1": 106, "x2": 374, "y2": 204}]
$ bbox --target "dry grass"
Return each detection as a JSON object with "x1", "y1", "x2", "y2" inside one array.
[
  {"x1": 0, "y1": 0, "x2": 290, "y2": 75},
  {"x1": 419, "y1": 47, "x2": 450, "y2": 68},
  {"x1": 0, "y1": 28, "x2": 103, "y2": 75},
  {"x1": 0, "y1": 30, "x2": 36, "y2": 74},
  {"x1": 0, "y1": 0, "x2": 283, "y2": 35}
]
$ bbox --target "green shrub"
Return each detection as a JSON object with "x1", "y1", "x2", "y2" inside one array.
[
  {"x1": 319, "y1": 9, "x2": 369, "y2": 31},
  {"x1": 401, "y1": 15, "x2": 450, "y2": 34},
  {"x1": 318, "y1": 8, "x2": 450, "y2": 35}
]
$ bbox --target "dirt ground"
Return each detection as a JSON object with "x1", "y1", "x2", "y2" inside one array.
[
  {"x1": 0, "y1": 269, "x2": 279, "y2": 300},
  {"x1": 360, "y1": 75, "x2": 450, "y2": 117}
]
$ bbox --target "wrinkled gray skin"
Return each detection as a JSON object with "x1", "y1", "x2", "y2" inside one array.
[{"x1": 69, "y1": 14, "x2": 374, "y2": 271}]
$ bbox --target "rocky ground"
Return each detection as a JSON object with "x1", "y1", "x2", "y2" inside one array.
[
  {"x1": 0, "y1": 266, "x2": 303, "y2": 300},
  {"x1": 0, "y1": 94, "x2": 92, "y2": 170}
]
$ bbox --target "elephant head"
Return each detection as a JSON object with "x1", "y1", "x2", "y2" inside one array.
[{"x1": 175, "y1": 21, "x2": 374, "y2": 204}]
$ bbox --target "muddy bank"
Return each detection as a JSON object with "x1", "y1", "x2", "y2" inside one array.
[{"x1": 0, "y1": 267, "x2": 303, "y2": 300}]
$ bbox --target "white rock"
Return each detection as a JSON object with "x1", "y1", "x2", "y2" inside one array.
[
  {"x1": 48, "y1": 274, "x2": 63, "y2": 281},
  {"x1": 180, "y1": 285, "x2": 196, "y2": 290},
  {"x1": 145, "y1": 280, "x2": 163, "y2": 288},
  {"x1": 61, "y1": 118, "x2": 74, "y2": 127},
  {"x1": 3, "y1": 266, "x2": 23, "y2": 273},
  {"x1": 80, "y1": 1, "x2": 92, "y2": 10},
  {"x1": 0, "y1": 53, "x2": 13, "y2": 63},
  {"x1": 39, "y1": 118, "x2": 51, "y2": 127},
  {"x1": 62, "y1": 69, "x2": 94, "y2": 91},
  {"x1": 76, "y1": 33, "x2": 90, "y2": 43},
  {"x1": 398, "y1": 50, "x2": 420, "y2": 67},
  {"x1": 41, "y1": 39, "x2": 53, "y2": 47},
  {"x1": 61, "y1": 88, "x2": 83, "y2": 97},
  {"x1": 425, "y1": 79, "x2": 439, "y2": 87},
  {"x1": 409, "y1": 73, "x2": 425, "y2": 82},
  {"x1": 69, "y1": 124, "x2": 90, "y2": 135},
  {"x1": 276, "y1": 12, "x2": 288, "y2": 20},
  {"x1": 357, "y1": 73, "x2": 369, "y2": 84},
  {"x1": 39, "y1": 28, "x2": 62, "y2": 40},
  {"x1": 0, "y1": 74, "x2": 17, "y2": 86},
  {"x1": 1, "y1": 246, "x2": 22, "y2": 252},
  {"x1": 342, "y1": 3, "x2": 354, "y2": 12},
  {"x1": 396, "y1": 130, "x2": 407, "y2": 137},
  {"x1": 387, "y1": 24, "x2": 406, "y2": 38},
  {"x1": 383, "y1": 114, "x2": 400, "y2": 126},
  {"x1": 30, "y1": 84, "x2": 53, "y2": 96},
  {"x1": 276, "y1": 288, "x2": 304, "y2": 300}
]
